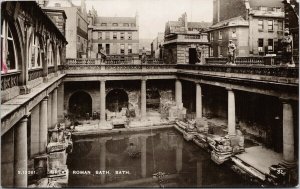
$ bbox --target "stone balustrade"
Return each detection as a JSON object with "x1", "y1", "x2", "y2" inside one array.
[
  {"x1": 28, "y1": 68, "x2": 43, "y2": 81},
  {"x1": 177, "y1": 64, "x2": 299, "y2": 78},
  {"x1": 1, "y1": 71, "x2": 21, "y2": 90},
  {"x1": 206, "y1": 56, "x2": 299, "y2": 66}
]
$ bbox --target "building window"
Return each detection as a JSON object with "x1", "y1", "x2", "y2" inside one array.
[
  {"x1": 120, "y1": 32, "x2": 125, "y2": 40},
  {"x1": 54, "y1": 3, "x2": 61, "y2": 7},
  {"x1": 123, "y1": 23, "x2": 129, "y2": 27},
  {"x1": 1, "y1": 20, "x2": 17, "y2": 72},
  {"x1": 105, "y1": 32, "x2": 110, "y2": 39},
  {"x1": 210, "y1": 33, "x2": 214, "y2": 41},
  {"x1": 258, "y1": 38, "x2": 264, "y2": 52},
  {"x1": 268, "y1": 20, "x2": 273, "y2": 31},
  {"x1": 209, "y1": 47, "x2": 213, "y2": 57},
  {"x1": 131, "y1": 23, "x2": 136, "y2": 27},
  {"x1": 98, "y1": 44, "x2": 103, "y2": 53},
  {"x1": 120, "y1": 44, "x2": 125, "y2": 54},
  {"x1": 101, "y1": 23, "x2": 107, "y2": 26},
  {"x1": 30, "y1": 35, "x2": 42, "y2": 69},
  {"x1": 268, "y1": 39, "x2": 273, "y2": 52},
  {"x1": 112, "y1": 23, "x2": 118, "y2": 26},
  {"x1": 278, "y1": 20, "x2": 283, "y2": 31},
  {"x1": 260, "y1": 6, "x2": 268, "y2": 11},
  {"x1": 105, "y1": 44, "x2": 110, "y2": 55},
  {"x1": 258, "y1": 20, "x2": 264, "y2": 31},
  {"x1": 128, "y1": 44, "x2": 132, "y2": 54},
  {"x1": 57, "y1": 46, "x2": 61, "y2": 65},
  {"x1": 218, "y1": 31, "x2": 222, "y2": 40},
  {"x1": 273, "y1": 7, "x2": 282, "y2": 12},
  {"x1": 47, "y1": 43, "x2": 54, "y2": 66},
  {"x1": 231, "y1": 28, "x2": 237, "y2": 38},
  {"x1": 128, "y1": 32, "x2": 132, "y2": 40},
  {"x1": 113, "y1": 32, "x2": 117, "y2": 39},
  {"x1": 98, "y1": 32, "x2": 102, "y2": 39}
]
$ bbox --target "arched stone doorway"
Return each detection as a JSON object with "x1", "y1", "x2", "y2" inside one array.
[
  {"x1": 106, "y1": 89, "x2": 129, "y2": 112},
  {"x1": 146, "y1": 89, "x2": 160, "y2": 110},
  {"x1": 69, "y1": 91, "x2": 92, "y2": 117}
]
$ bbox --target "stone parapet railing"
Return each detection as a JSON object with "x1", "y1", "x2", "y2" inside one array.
[
  {"x1": 28, "y1": 68, "x2": 43, "y2": 81},
  {"x1": 177, "y1": 64, "x2": 299, "y2": 78},
  {"x1": 64, "y1": 62, "x2": 176, "y2": 72},
  {"x1": 1, "y1": 71, "x2": 21, "y2": 90},
  {"x1": 206, "y1": 56, "x2": 299, "y2": 66},
  {"x1": 48, "y1": 66, "x2": 55, "y2": 74}
]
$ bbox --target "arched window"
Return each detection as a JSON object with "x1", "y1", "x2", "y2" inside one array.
[
  {"x1": 57, "y1": 46, "x2": 61, "y2": 65},
  {"x1": 1, "y1": 20, "x2": 17, "y2": 73},
  {"x1": 29, "y1": 35, "x2": 42, "y2": 69},
  {"x1": 47, "y1": 42, "x2": 54, "y2": 66}
]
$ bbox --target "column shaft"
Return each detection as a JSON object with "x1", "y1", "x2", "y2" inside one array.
[
  {"x1": 100, "y1": 80, "x2": 106, "y2": 122},
  {"x1": 39, "y1": 98, "x2": 48, "y2": 153},
  {"x1": 51, "y1": 88, "x2": 58, "y2": 128},
  {"x1": 57, "y1": 83, "x2": 64, "y2": 122},
  {"x1": 175, "y1": 80, "x2": 182, "y2": 107},
  {"x1": 283, "y1": 102, "x2": 294, "y2": 163},
  {"x1": 14, "y1": 118, "x2": 28, "y2": 187},
  {"x1": 141, "y1": 80, "x2": 147, "y2": 119},
  {"x1": 228, "y1": 89, "x2": 236, "y2": 135},
  {"x1": 196, "y1": 83, "x2": 202, "y2": 119}
]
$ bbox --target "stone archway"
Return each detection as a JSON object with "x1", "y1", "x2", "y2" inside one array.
[
  {"x1": 146, "y1": 88, "x2": 160, "y2": 110},
  {"x1": 69, "y1": 91, "x2": 92, "y2": 117},
  {"x1": 106, "y1": 89, "x2": 129, "y2": 112}
]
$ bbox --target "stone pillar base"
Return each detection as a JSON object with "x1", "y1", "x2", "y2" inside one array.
[
  {"x1": 281, "y1": 160, "x2": 297, "y2": 168},
  {"x1": 98, "y1": 121, "x2": 113, "y2": 130},
  {"x1": 43, "y1": 77, "x2": 48, "y2": 83},
  {"x1": 19, "y1": 85, "x2": 31, "y2": 95}
]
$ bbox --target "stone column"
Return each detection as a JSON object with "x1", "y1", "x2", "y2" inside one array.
[
  {"x1": 14, "y1": 117, "x2": 28, "y2": 187},
  {"x1": 196, "y1": 83, "x2": 202, "y2": 119},
  {"x1": 57, "y1": 83, "x2": 64, "y2": 122},
  {"x1": 282, "y1": 100, "x2": 295, "y2": 165},
  {"x1": 30, "y1": 105, "x2": 40, "y2": 156},
  {"x1": 39, "y1": 97, "x2": 48, "y2": 153},
  {"x1": 141, "y1": 136, "x2": 147, "y2": 178},
  {"x1": 51, "y1": 88, "x2": 58, "y2": 128},
  {"x1": 100, "y1": 80, "x2": 106, "y2": 122},
  {"x1": 176, "y1": 139, "x2": 183, "y2": 173},
  {"x1": 141, "y1": 79, "x2": 147, "y2": 120},
  {"x1": 47, "y1": 93, "x2": 52, "y2": 129},
  {"x1": 175, "y1": 79, "x2": 182, "y2": 107},
  {"x1": 100, "y1": 140, "x2": 106, "y2": 184},
  {"x1": 227, "y1": 89, "x2": 236, "y2": 135}
]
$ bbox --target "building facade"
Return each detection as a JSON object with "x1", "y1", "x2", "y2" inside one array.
[
  {"x1": 87, "y1": 10, "x2": 139, "y2": 59},
  {"x1": 209, "y1": 0, "x2": 285, "y2": 57},
  {"x1": 164, "y1": 13, "x2": 211, "y2": 64},
  {"x1": 151, "y1": 32, "x2": 164, "y2": 59},
  {"x1": 1, "y1": 1, "x2": 67, "y2": 187},
  {"x1": 38, "y1": 0, "x2": 89, "y2": 58}
]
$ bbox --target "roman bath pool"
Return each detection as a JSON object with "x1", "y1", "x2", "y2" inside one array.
[{"x1": 67, "y1": 127, "x2": 256, "y2": 187}]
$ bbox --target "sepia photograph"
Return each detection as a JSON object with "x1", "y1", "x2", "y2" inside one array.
[{"x1": 0, "y1": 0, "x2": 299, "y2": 188}]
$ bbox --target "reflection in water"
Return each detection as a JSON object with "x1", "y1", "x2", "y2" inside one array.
[{"x1": 68, "y1": 128, "x2": 253, "y2": 187}]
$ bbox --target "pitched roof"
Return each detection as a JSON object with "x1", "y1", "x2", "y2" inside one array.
[
  {"x1": 210, "y1": 16, "x2": 248, "y2": 29},
  {"x1": 95, "y1": 17, "x2": 136, "y2": 24},
  {"x1": 248, "y1": 0, "x2": 284, "y2": 8},
  {"x1": 188, "y1": 21, "x2": 212, "y2": 29}
]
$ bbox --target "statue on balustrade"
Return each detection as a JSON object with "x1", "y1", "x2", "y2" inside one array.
[
  {"x1": 227, "y1": 40, "x2": 236, "y2": 65},
  {"x1": 282, "y1": 28, "x2": 295, "y2": 67}
]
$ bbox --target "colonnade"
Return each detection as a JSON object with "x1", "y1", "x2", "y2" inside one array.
[
  {"x1": 175, "y1": 79, "x2": 296, "y2": 165},
  {"x1": 9, "y1": 83, "x2": 64, "y2": 187}
]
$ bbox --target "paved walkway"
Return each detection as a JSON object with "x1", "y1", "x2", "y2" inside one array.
[{"x1": 235, "y1": 146, "x2": 283, "y2": 175}]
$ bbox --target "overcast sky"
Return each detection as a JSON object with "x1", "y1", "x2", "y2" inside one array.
[{"x1": 72, "y1": 0, "x2": 213, "y2": 39}]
